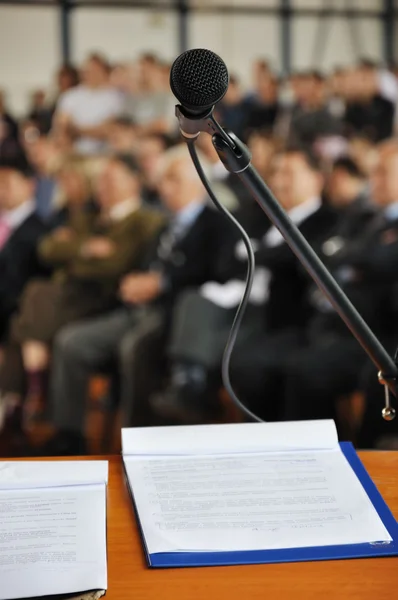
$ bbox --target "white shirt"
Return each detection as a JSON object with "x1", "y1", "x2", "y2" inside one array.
[
  {"x1": 384, "y1": 201, "x2": 398, "y2": 222},
  {"x1": 171, "y1": 201, "x2": 204, "y2": 239},
  {"x1": 2, "y1": 199, "x2": 35, "y2": 230},
  {"x1": 108, "y1": 198, "x2": 140, "y2": 222},
  {"x1": 378, "y1": 70, "x2": 398, "y2": 104},
  {"x1": 57, "y1": 85, "x2": 124, "y2": 154},
  {"x1": 201, "y1": 197, "x2": 322, "y2": 309},
  {"x1": 378, "y1": 70, "x2": 398, "y2": 129}
]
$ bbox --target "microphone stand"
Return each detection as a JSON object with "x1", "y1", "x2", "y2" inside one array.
[{"x1": 176, "y1": 106, "x2": 398, "y2": 418}]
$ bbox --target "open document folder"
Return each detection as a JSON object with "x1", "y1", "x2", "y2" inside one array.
[
  {"x1": 122, "y1": 421, "x2": 398, "y2": 568},
  {"x1": 0, "y1": 461, "x2": 108, "y2": 600}
]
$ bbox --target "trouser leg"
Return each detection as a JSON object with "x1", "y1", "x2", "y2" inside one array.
[
  {"x1": 284, "y1": 338, "x2": 367, "y2": 423},
  {"x1": 50, "y1": 309, "x2": 137, "y2": 435},
  {"x1": 168, "y1": 290, "x2": 236, "y2": 369},
  {"x1": 119, "y1": 310, "x2": 165, "y2": 427}
]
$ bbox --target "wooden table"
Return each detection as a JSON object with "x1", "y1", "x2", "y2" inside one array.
[{"x1": 20, "y1": 453, "x2": 398, "y2": 600}]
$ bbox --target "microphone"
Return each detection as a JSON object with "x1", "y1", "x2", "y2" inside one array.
[
  {"x1": 170, "y1": 49, "x2": 230, "y2": 138},
  {"x1": 170, "y1": 48, "x2": 398, "y2": 422}
]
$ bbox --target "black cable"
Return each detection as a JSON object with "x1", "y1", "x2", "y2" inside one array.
[{"x1": 187, "y1": 138, "x2": 263, "y2": 423}]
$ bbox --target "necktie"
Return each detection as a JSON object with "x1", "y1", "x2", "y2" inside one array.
[{"x1": 0, "y1": 218, "x2": 11, "y2": 250}]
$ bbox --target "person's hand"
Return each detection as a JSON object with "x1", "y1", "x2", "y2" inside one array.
[
  {"x1": 382, "y1": 229, "x2": 398, "y2": 245},
  {"x1": 81, "y1": 237, "x2": 116, "y2": 258},
  {"x1": 119, "y1": 272, "x2": 162, "y2": 305},
  {"x1": 53, "y1": 227, "x2": 74, "y2": 242}
]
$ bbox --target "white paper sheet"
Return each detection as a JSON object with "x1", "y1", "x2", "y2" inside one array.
[
  {"x1": 0, "y1": 483, "x2": 107, "y2": 600},
  {"x1": 124, "y1": 450, "x2": 391, "y2": 554},
  {"x1": 0, "y1": 460, "x2": 108, "y2": 490},
  {"x1": 122, "y1": 421, "x2": 390, "y2": 556},
  {"x1": 121, "y1": 420, "x2": 338, "y2": 456},
  {"x1": 0, "y1": 461, "x2": 108, "y2": 600}
]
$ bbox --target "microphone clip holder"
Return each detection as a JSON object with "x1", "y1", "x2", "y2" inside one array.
[{"x1": 175, "y1": 105, "x2": 236, "y2": 149}]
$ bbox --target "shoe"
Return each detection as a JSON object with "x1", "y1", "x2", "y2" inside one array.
[
  {"x1": 150, "y1": 385, "x2": 220, "y2": 424},
  {"x1": 30, "y1": 431, "x2": 88, "y2": 457},
  {"x1": 23, "y1": 393, "x2": 47, "y2": 429},
  {"x1": 0, "y1": 395, "x2": 31, "y2": 457}
]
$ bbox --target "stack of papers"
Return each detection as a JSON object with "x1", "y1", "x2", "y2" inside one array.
[
  {"x1": 0, "y1": 461, "x2": 108, "y2": 600},
  {"x1": 122, "y1": 420, "x2": 398, "y2": 567}
]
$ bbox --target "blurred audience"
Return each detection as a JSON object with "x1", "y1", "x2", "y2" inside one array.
[
  {"x1": 243, "y1": 70, "x2": 280, "y2": 138},
  {"x1": 27, "y1": 90, "x2": 53, "y2": 135},
  {"x1": 55, "y1": 64, "x2": 80, "y2": 97},
  {"x1": 287, "y1": 71, "x2": 343, "y2": 146},
  {"x1": 326, "y1": 156, "x2": 374, "y2": 239},
  {"x1": 216, "y1": 75, "x2": 246, "y2": 140},
  {"x1": 107, "y1": 116, "x2": 138, "y2": 155},
  {"x1": 28, "y1": 65, "x2": 80, "y2": 136},
  {"x1": 284, "y1": 141, "x2": 398, "y2": 426},
  {"x1": 25, "y1": 134, "x2": 63, "y2": 221},
  {"x1": 41, "y1": 145, "x2": 237, "y2": 454},
  {"x1": 0, "y1": 153, "x2": 164, "y2": 434},
  {"x1": 122, "y1": 53, "x2": 175, "y2": 136},
  {"x1": 0, "y1": 51, "x2": 398, "y2": 453},
  {"x1": 54, "y1": 53, "x2": 123, "y2": 154},
  {"x1": 347, "y1": 134, "x2": 378, "y2": 177},
  {"x1": 0, "y1": 91, "x2": 22, "y2": 163},
  {"x1": 137, "y1": 133, "x2": 169, "y2": 207},
  {"x1": 152, "y1": 147, "x2": 337, "y2": 423},
  {"x1": 344, "y1": 61, "x2": 395, "y2": 142},
  {"x1": 0, "y1": 160, "x2": 47, "y2": 342}
]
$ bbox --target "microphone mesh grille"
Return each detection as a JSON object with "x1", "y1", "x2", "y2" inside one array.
[{"x1": 170, "y1": 49, "x2": 229, "y2": 110}]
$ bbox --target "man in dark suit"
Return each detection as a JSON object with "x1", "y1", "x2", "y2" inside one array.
[
  {"x1": 284, "y1": 140, "x2": 398, "y2": 427},
  {"x1": 287, "y1": 71, "x2": 342, "y2": 147},
  {"x1": 0, "y1": 160, "x2": 46, "y2": 341},
  {"x1": 344, "y1": 61, "x2": 395, "y2": 142},
  {"x1": 153, "y1": 148, "x2": 338, "y2": 423},
  {"x1": 325, "y1": 156, "x2": 375, "y2": 241},
  {"x1": 41, "y1": 145, "x2": 236, "y2": 455}
]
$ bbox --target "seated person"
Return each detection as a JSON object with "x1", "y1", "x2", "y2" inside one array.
[
  {"x1": 325, "y1": 156, "x2": 376, "y2": 241},
  {"x1": 153, "y1": 147, "x2": 338, "y2": 423},
  {"x1": 136, "y1": 133, "x2": 169, "y2": 208},
  {"x1": 47, "y1": 156, "x2": 99, "y2": 230},
  {"x1": 25, "y1": 134, "x2": 62, "y2": 222},
  {"x1": 0, "y1": 153, "x2": 164, "y2": 427},
  {"x1": 284, "y1": 140, "x2": 398, "y2": 427},
  {"x1": 231, "y1": 155, "x2": 379, "y2": 424},
  {"x1": 38, "y1": 144, "x2": 238, "y2": 455},
  {"x1": 0, "y1": 158, "x2": 47, "y2": 342},
  {"x1": 107, "y1": 115, "x2": 138, "y2": 155}
]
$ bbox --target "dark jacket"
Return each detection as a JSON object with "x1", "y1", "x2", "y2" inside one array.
[
  {"x1": 11, "y1": 206, "x2": 165, "y2": 343},
  {"x1": 344, "y1": 95, "x2": 395, "y2": 142},
  {"x1": 288, "y1": 104, "x2": 342, "y2": 146},
  {"x1": 40, "y1": 206, "x2": 164, "y2": 289},
  {"x1": 146, "y1": 204, "x2": 238, "y2": 310},
  {"x1": 316, "y1": 192, "x2": 376, "y2": 263},
  {"x1": 0, "y1": 212, "x2": 47, "y2": 339},
  {"x1": 242, "y1": 99, "x2": 279, "y2": 137},
  {"x1": 255, "y1": 203, "x2": 338, "y2": 332},
  {"x1": 309, "y1": 212, "x2": 398, "y2": 338}
]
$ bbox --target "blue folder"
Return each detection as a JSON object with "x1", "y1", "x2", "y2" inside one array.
[{"x1": 126, "y1": 443, "x2": 398, "y2": 568}]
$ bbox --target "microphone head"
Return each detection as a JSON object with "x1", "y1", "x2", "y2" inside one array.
[{"x1": 170, "y1": 49, "x2": 229, "y2": 114}]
